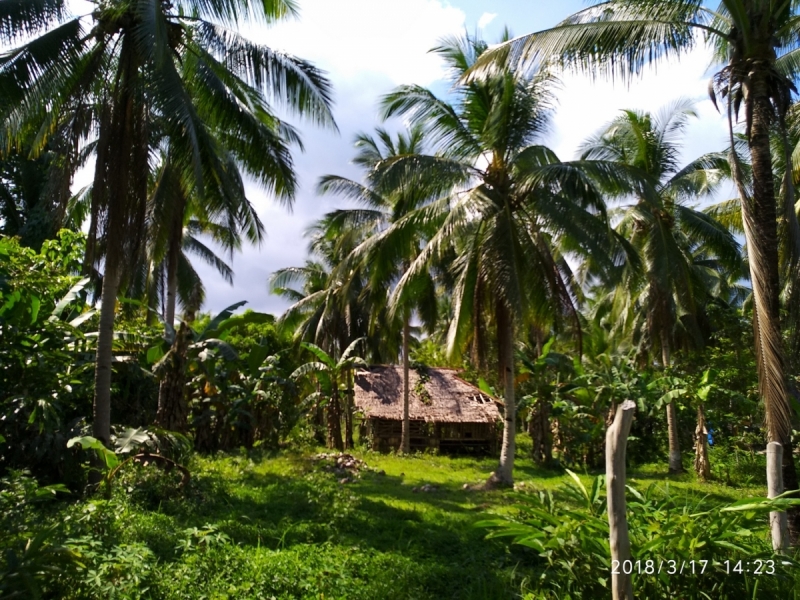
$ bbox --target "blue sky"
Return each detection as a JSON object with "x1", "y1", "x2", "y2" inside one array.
[{"x1": 71, "y1": 1, "x2": 732, "y2": 317}]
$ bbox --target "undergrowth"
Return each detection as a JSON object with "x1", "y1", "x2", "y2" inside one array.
[{"x1": 0, "y1": 440, "x2": 796, "y2": 599}]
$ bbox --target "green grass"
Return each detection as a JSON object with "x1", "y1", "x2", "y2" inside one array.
[{"x1": 5, "y1": 437, "x2": 785, "y2": 599}]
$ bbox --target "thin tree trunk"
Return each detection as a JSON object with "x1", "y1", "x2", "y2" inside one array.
[
  {"x1": 767, "y1": 441, "x2": 789, "y2": 553},
  {"x1": 662, "y1": 340, "x2": 682, "y2": 473},
  {"x1": 328, "y1": 387, "x2": 343, "y2": 451},
  {"x1": 782, "y1": 440, "x2": 800, "y2": 545},
  {"x1": 165, "y1": 244, "x2": 179, "y2": 327},
  {"x1": 344, "y1": 369, "x2": 354, "y2": 450},
  {"x1": 489, "y1": 302, "x2": 515, "y2": 486},
  {"x1": 531, "y1": 398, "x2": 551, "y2": 465},
  {"x1": 164, "y1": 191, "x2": 184, "y2": 327},
  {"x1": 313, "y1": 395, "x2": 326, "y2": 446},
  {"x1": 693, "y1": 404, "x2": 711, "y2": 481},
  {"x1": 401, "y1": 309, "x2": 411, "y2": 454},
  {"x1": 90, "y1": 37, "x2": 147, "y2": 456},
  {"x1": 93, "y1": 265, "x2": 121, "y2": 447},
  {"x1": 155, "y1": 318, "x2": 193, "y2": 433},
  {"x1": 606, "y1": 400, "x2": 636, "y2": 600},
  {"x1": 145, "y1": 262, "x2": 157, "y2": 327}
]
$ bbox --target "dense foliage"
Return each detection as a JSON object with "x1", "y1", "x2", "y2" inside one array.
[{"x1": 3, "y1": 1, "x2": 800, "y2": 597}]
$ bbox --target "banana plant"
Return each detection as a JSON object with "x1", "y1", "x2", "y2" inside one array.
[
  {"x1": 652, "y1": 368, "x2": 728, "y2": 480},
  {"x1": 67, "y1": 427, "x2": 190, "y2": 494},
  {"x1": 291, "y1": 338, "x2": 367, "y2": 451},
  {"x1": 516, "y1": 338, "x2": 575, "y2": 465}
]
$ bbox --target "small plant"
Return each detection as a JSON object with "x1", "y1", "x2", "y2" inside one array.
[
  {"x1": 413, "y1": 366, "x2": 432, "y2": 406},
  {"x1": 480, "y1": 472, "x2": 800, "y2": 598},
  {"x1": 175, "y1": 524, "x2": 232, "y2": 554},
  {"x1": 67, "y1": 427, "x2": 190, "y2": 494}
]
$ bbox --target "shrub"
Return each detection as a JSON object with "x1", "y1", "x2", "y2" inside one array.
[{"x1": 480, "y1": 471, "x2": 800, "y2": 599}]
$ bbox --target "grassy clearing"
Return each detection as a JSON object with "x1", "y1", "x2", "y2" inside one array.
[{"x1": 18, "y1": 437, "x2": 784, "y2": 599}]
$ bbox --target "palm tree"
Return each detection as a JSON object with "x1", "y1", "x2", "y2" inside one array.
[
  {"x1": 0, "y1": 0, "x2": 334, "y2": 445},
  {"x1": 580, "y1": 101, "x2": 741, "y2": 473},
  {"x1": 271, "y1": 217, "x2": 377, "y2": 360},
  {"x1": 317, "y1": 126, "x2": 441, "y2": 454},
  {"x1": 143, "y1": 145, "x2": 263, "y2": 328},
  {"x1": 271, "y1": 218, "x2": 384, "y2": 447},
  {"x1": 0, "y1": 131, "x2": 82, "y2": 250},
  {"x1": 379, "y1": 32, "x2": 638, "y2": 485},
  {"x1": 471, "y1": 0, "x2": 799, "y2": 539}
]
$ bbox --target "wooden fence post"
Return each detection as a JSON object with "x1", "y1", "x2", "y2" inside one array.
[
  {"x1": 766, "y1": 441, "x2": 788, "y2": 553},
  {"x1": 606, "y1": 399, "x2": 636, "y2": 600}
]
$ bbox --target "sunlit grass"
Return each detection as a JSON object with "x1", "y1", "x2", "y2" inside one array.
[{"x1": 52, "y1": 434, "x2": 776, "y2": 598}]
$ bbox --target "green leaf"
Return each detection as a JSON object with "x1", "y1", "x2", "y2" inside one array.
[
  {"x1": 299, "y1": 342, "x2": 334, "y2": 368},
  {"x1": 114, "y1": 427, "x2": 150, "y2": 454},
  {"x1": 147, "y1": 344, "x2": 166, "y2": 365},
  {"x1": 590, "y1": 474, "x2": 604, "y2": 504},
  {"x1": 247, "y1": 344, "x2": 271, "y2": 376},
  {"x1": 478, "y1": 377, "x2": 494, "y2": 396},
  {"x1": 193, "y1": 339, "x2": 239, "y2": 362},
  {"x1": 30, "y1": 295, "x2": 41, "y2": 324},
  {"x1": 49, "y1": 277, "x2": 89, "y2": 320},
  {"x1": 565, "y1": 469, "x2": 590, "y2": 504},
  {"x1": 67, "y1": 436, "x2": 120, "y2": 470},
  {"x1": 658, "y1": 389, "x2": 686, "y2": 405},
  {"x1": 68, "y1": 309, "x2": 96, "y2": 328},
  {"x1": 198, "y1": 301, "x2": 248, "y2": 339}
]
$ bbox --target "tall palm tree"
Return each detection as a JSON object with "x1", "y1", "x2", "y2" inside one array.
[
  {"x1": 380, "y1": 32, "x2": 640, "y2": 485},
  {"x1": 271, "y1": 217, "x2": 385, "y2": 447},
  {"x1": 271, "y1": 216, "x2": 377, "y2": 360},
  {"x1": 0, "y1": 0, "x2": 335, "y2": 445},
  {"x1": 581, "y1": 100, "x2": 741, "y2": 472},
  {"x1": 471, "y1": 0, "x2": 799, "y2": 538},
  {"x1": 144, "y1": 145, "x2": 263, "y2": 328},
  {"x1": 317, "y1": 126, "x2": 441, "y2": 454},
  {"x1": 0, "y1": 131, "x2": 82, "y2": 250}
]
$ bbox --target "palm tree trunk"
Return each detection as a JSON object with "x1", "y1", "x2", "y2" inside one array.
[
  {"x1": 662, "y1": 339, "x2": 683, "y2": 473},
  {"x1": 741, "y1": 69, "x2": 796, "y2": 544},
  {"x1": 165, "y1": 244, "x2": 179, "y2": 327},
  {"x1": 401, "y1": 309, "x2": 411, "y2": 454},
  {"x1": 313, "y1": 393, "x2": 326, "y2": 446},
  {"x1": 693, "y1": 404, "x2": 711, "y2": 481},
  {"x1": 490, "y1": 302, "x2": 515, "y2": 486},
  {"x1": 164, "y1": 194, "x2": 184, "y2": 327},
  {"x1": 93, "y1": 265, "x2": 121, "y2": 446},
  {"x1": 531, "y1": 397, "x2": 551, "y2": 465}
]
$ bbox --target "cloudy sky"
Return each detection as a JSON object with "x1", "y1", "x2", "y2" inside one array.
[{"x1": 67, "y1": 0, "x2": 730, "y2": 316}]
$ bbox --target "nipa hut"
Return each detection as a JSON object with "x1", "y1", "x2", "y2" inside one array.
[{"x1": 353, "y1": 365, "x2": 501, "y2": 454}]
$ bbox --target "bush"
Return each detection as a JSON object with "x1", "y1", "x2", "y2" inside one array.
[{"x1": 480, "y1": 471, "x2": 800, "y2": 599}]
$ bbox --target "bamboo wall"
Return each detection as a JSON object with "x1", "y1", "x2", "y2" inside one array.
[{"x1": 366, "y1": 418, "x2": 497, "y2": 455}]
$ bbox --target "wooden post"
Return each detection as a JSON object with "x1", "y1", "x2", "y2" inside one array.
[
  {"x1": 606, "y1": 399, "x2": 636, "y2": 600},
  {"x1": 767, "y1": 441, "x2": 788, "y2": 553}
]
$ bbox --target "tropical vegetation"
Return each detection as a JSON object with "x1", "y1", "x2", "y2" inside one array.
[{"x1": 2, "y1": 1, "x2": 800, "y2": 598}]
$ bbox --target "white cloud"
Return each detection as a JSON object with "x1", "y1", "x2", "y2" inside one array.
[
  {"x1": 477, "y1": 12, "x2": 497, "y2": 30},
  {"x1": 55, "y1": 3, "x2": 736, "y2": 315},
  {"x1": 242, "y1": 0, "x2": 466, "y2": 86},
  {"x1": 549, "y1": 43, "x2": 728, "y2": 165}
]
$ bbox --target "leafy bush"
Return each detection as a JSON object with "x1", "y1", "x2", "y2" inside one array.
[
  {"x1": 480, "y1": 471, "x2": 800, "y2": 599},
  {"x1": 0, "y1": 233, "x2": 97, "y2": 483},
  {"x1": 0, "y1": 471, "x2": 79, "y2": 598}
]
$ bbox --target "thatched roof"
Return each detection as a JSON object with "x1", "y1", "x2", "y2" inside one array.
[{"x1": 353, "y1": 366, "x2": 500, "y2": 424}]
